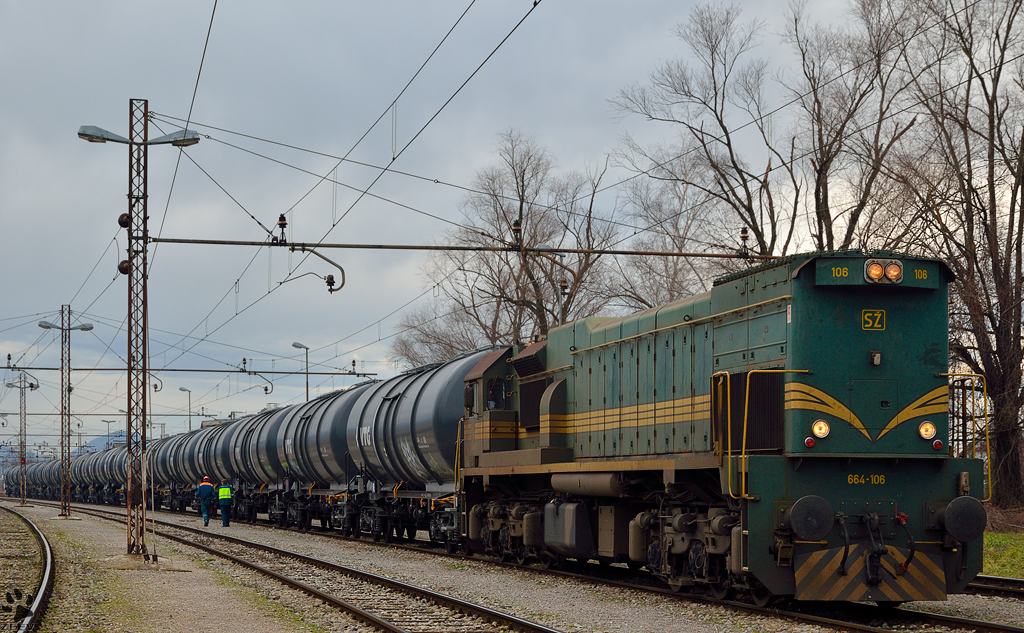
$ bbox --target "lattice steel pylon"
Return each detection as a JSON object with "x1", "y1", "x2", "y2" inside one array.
[
  {"x1": 18, "y1": 375, "x2": 30, "y2": 506},
  {"x1": 125, "y1": 98, "x2": 150, "y2": 556},
  {"x1": 60, "y1": 305, "x2": 71, "y2": 517},
  {"x1": 4, "y1": 372, "x2": 37, "y2": 506}
]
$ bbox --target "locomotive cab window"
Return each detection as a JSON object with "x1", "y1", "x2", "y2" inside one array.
[
  {"x1": 486, "y1": 377, "x2": 506, "y2": 410},
  {"x1": 464, "y1": 382, "x2": 475, "y2": 416}
]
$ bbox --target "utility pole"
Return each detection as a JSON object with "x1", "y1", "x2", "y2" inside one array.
[
  {"x1": 39, "y1": 306, "x2": 92, "y2": 518},
  {"x1": 125, "y1": 99, "x2": 150, "y2": 556},
  {"x1": 79, "y1": 99, "x2": 198, "y2": 557},
  {"x1": 4, "y1": 373, "x2": 38, "y2": 506}
]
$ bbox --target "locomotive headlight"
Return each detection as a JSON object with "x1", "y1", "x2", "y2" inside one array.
[
  {"x1": 919, "y1": 420, "x2": 937, "y2": 440},
  {"x1": 812, "y1": 419, "x2": 830, "y2": 438},
  {"x1": 884, "y1": 262, "x2": 903, "y2": 281},
  {"x1": 866, "y1": 262, "x2": 885, "y2": 280}
]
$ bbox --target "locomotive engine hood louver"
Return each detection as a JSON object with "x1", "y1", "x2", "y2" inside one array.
[{"x1": 510, "y1": 340, "x2": 546, "y2": 377}]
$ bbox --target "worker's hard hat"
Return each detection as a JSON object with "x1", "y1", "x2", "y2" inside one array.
[{"x1": 203, "y1": 476, "x2": 210, "y2": 481}]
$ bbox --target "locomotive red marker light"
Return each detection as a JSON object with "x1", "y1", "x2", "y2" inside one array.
[
  {"x1": 804, "y1": 437, "x2": 815, "y2": 448},
  {"x1": 933, "y1": 439, "x2": 944, "y2": 450}
]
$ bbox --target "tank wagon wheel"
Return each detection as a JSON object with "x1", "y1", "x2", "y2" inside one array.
[
  {"x1": 340, "y1": 523, "x2": 352, "y2": 538},
  {"x1": 444, "y1": 535, "x2": 458, "y2": 555},
  {"x1": 405, "y1": 526, "x2": 416, "y2": 541},
  {"x1": 320, "y1": 516, "x2": 330, "y2": 530}
]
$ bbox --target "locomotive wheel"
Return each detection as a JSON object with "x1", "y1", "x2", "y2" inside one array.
[
  {"x1": 515, "y1": 547, "x2": 528, "y2": 566},
  {"x1": 340, "y1": 523, "x2": 352, "y2": 537},
  {"x1": 444, "y1": 535, "x2": 457, "y2": 555},
  {"x1": 875, "y1": 601, "x2": 906, "y2": 609},
  {"x1": 320, "y1": 516, "x2": 330, "y2": 530},
  {"x1": 750, "y1": 585, "x2": 773, "y2": 608},
  {"x1": 711, "y1": 582, "x2": 732, "y2": 601},
  {"x1": 382, "y1": 522, "x2": 394, "y2": 543},
  {"x1": 626, "y1": 560, "x2": 644, "y2": 572},
  {"x1": 372, "y1": 526, "x2": 382, "y2": 542}
]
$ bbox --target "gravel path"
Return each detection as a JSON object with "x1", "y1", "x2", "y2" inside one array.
[{"x1": 1, "y1": 500, "x2": 362, "y2": 633}]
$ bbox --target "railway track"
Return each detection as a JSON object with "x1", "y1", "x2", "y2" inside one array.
[
  {"x1": 0, "y1": 504, "x2": 55, "y2": 633},
  {"x1": 38, "y1": 500, "x2": 1024, "y2": 633},
  {"x1": 966, "y1": 575, "x2": 1024, "y2": 600},
  {"x1": 51, "y1": 502, "x2": 561, "y2": 633}
]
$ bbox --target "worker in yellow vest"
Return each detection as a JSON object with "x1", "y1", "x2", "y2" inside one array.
[{"x1": 218, "y1": 479, "x2": 234, "y2": 527}]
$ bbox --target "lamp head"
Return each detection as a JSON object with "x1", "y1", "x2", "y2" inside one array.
[
  {"x1": 77, "y1": 125, "x2": 130, "y2": 144},
  {"x1": 292, "y1": 342, "x2": 309, "y2": 350}
]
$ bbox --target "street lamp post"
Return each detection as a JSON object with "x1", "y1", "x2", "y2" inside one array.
[
  {"x1": 101, "y1": 420, "x2": 116, "y2": 450},
  {"x1": 39, "y1": 306, "x2": 93, "y2": 517},
  {"x1": 80, "y1": 99, "x2": 199, "y2": 558},
  {"x1": 4, "y1": 373, "x2": 38, "y2": 506},
  {"x1": 292, "y1": 342, "x2": 310, "y2": 401},
  {"x1": 179, "y1": 387, "x2": 192, "y2": 431}
]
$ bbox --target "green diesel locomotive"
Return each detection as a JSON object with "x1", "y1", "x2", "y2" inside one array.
[{"x1": 459, "y1": 250, "x2": 988, "y2": 604}]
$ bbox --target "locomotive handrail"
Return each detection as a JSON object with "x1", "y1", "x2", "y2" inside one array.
[
  {"x1": 711, "y1": 371, "x2": 739, "y2": 500},
  {"x1": 742, "y1": 370, "x2": 809, "y2": 500},
  {"x1": 942, "y1": 373, "x2": 992, "y2": 503},
  {"x1": 569, "y1": 295, "x2": 793, "y2": 355}
]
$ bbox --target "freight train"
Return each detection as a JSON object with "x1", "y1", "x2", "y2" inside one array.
[{"x1": 7, "y1": 250, "x2": 989, "y2": 605}]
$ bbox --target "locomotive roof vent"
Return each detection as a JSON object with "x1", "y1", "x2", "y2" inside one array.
[{"x1": 510, "y1": 340, "x2": 546, "y2": 377}]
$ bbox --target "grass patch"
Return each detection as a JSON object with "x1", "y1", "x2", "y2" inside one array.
[{"x1": 984, "y1": 532, "x2": 1024, "y2": 577}]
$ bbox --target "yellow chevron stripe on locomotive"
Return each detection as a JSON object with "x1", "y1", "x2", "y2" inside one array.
[{"x1": 794, "y1": 544, "x2": 946, "y2": 601}]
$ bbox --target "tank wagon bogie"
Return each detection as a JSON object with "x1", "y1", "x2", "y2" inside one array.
[{"x1": 7, "y1": 250, "x2": 987, "y2": 605}]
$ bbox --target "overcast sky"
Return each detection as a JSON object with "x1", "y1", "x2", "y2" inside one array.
[{"x1": 0, "y1": 1, "x2": 838, "y2": 451}]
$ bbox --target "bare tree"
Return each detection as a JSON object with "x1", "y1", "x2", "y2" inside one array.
[
  {"x1": 614, "y1": 3, "x2": 800, "y2": 257},
  {"x1": 782, "y1": 0, "x2": 921, "y2": 251},
  {"x1": 892, "y1": 0, "x2": 1024, "y2": 506},
  {"x1": 389, "y1": 130, "x2": 615, "y2": 367},
  {"x1": 607, "y1": 146, "x2": 723, "y2": 310}
]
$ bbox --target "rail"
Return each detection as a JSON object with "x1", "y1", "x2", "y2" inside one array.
[
  {"x1": 59, "y1": 503, "x2": 563, "y2": 633},
  {"x1": 0, "y1": 505, "x2": 55, "y2": 633}
]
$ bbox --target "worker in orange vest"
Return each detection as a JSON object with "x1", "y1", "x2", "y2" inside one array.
[{"x1": 195, "y1": 475, "x2": 216, "y2": 526}]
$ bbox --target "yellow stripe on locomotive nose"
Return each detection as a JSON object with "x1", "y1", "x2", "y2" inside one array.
[{"x1": 794, "y1": 544, "x2": 946, "y2": 601}]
